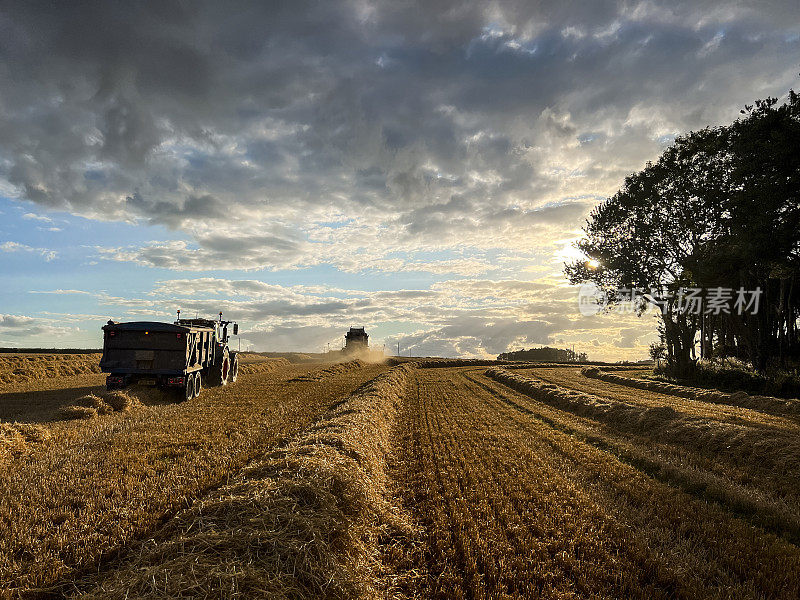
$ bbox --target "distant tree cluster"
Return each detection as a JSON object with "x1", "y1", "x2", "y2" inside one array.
[
  {"x1": 498, "y1": 346, "x2": 588, "y2": 363},
  {"x1": 566, "y1": 91, "x2": 800, "y2": 375}
]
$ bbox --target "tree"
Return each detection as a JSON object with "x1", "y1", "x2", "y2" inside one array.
[
  {"x1": 717, "y1": 93, "x2": 800, "y2": 371},
  {"x1": 566, "y1": 90, "x2": 800, "y2": 375},
  {"x1": 565, "y1": 127, "x2": 728, "y2": 376},
  {"x1": 649, "y1": 342, "x2": 666, "y2": 363}
]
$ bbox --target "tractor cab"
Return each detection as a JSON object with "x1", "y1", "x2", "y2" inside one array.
[{"x1": 175, "y1": 311, "x2": 239, "y2": 345}]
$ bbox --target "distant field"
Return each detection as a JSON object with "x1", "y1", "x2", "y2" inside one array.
[
  {"x1": 1, "y1": 356, "x2": 799, "y2": 597},
  {"x1": 0, "y1": 353, "x2": 102, "y2": 386}
]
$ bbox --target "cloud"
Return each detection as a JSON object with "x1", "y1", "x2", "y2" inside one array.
[
  {"x1": 615, "y1": 326, "x2": 643, "y2": 348},
  {"x1": 97, "y1": 237, "x2": 500, "y2": 274},
  {"x1": 432, "y1": 279, "x2": 560, "y2": 300},
  {"x1": 384, "y1": 316, "x2": 567, "y2": 358},
  {"x1": 22, "y1": 212, "x2": 52, "y2": 222},
  {"x1": 150, "y1": 278, "x2": 305, "y2": 299},
  {"x1": 0, "y1": 241, "x2": 57, "y2": 261},
  {"x1": 29, "y1": 289, "x2": 92, "y2": 295},
  {"x1": 91, "y1": 275, "x2": 658, "y2": 359},
  {"x1": 0, "y1": 314, "x2": 73, "y2": 338},
  {"x1": 1, "y1": 2, "x2": 797, "y2": 357},
  {"x1": 241, "y1": 325, "x2": 346, "y2": 354},
  {"x1": 97, "y1": 230, "x2": 310, "y2": 271},
  {"x1": 0, "y1": 1, "x2": 796, "y2": 272}
]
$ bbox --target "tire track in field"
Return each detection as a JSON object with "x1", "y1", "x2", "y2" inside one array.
[
  {"x1": 400, "y1": 367, "x2": 683, "y2": 599},
  {"x1": 464, "y1": 369, "x2": 800, "y2": 597},
  {"x1": 464, "y1": 369, "x2": 800, "y2": 543}
]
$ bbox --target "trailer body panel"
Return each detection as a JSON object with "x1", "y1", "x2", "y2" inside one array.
[{"x1": 99, "y1": 319, "x2": 237, "y2": 395}]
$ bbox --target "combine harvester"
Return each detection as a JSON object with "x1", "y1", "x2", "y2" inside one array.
[
  {"x1": 100, "y1": 311, "x2": 239, "y2": 400},
  {"x1": 343, "y1": 326, "x2": 369, "y2": 355}
]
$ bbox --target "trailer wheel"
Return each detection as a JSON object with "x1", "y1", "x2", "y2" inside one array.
[
  {"x1": 229, "y1": 353, "x2": 239, "y2": 383},
  {"x1": 183, "y1": 373, "x2": 195, "y2": 401},
  {"x1": 194, "y1": 371, "x2": 202, "y2": 398}
]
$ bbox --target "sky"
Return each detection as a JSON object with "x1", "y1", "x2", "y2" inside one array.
[{"x1": 0, "y1": 0, "x2": 798, "y2": 359}]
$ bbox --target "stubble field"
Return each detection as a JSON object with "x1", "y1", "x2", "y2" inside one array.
[{"x1": 1, "y1": 355, "x2": 799, "y2": 598}]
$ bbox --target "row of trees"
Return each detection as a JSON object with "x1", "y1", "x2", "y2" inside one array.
[
  {"x1": 498, "y1": 346, "x2": 588, "y2": 363},
  {"x1": 566, "y1": 91, "x2": 800, "y2": 376}
]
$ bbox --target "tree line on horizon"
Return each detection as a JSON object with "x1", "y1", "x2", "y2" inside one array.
[
  {"x1": 566, "y1": 89, "x2": 800, "y2": 376},
  {"x1": 498, "y1": 346, "x2": 588, "y2": 363}
]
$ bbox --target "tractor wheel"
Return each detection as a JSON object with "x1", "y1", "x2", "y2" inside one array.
[
  {"x1": 229, "y1": 353, "x2": 239, "y2": 383},
  {"x1": 194, "y1": 371, "x2": 202, "y2": 398},
  {"x1": 220, "y1": 354, "x2": 230, "y2": 386}
]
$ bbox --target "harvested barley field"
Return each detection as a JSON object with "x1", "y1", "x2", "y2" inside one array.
[
  {"x1": 520, "y1": 366, "x2": 800, "y2": 429},
  {"x1": 289, "y1": 359, "x2": 368, "y2": 381},
  {"x1": 393, "y1": 366, "x2": 800, "y2": 599},
  {"x1": 0, "y1": 357, "x2": 388, "y2": 597},
  {"x1": 2, "y1": 359, "x2": 799, "y2": 598},
  {"x1": 0, "y1": 353, "x2": 102, "y2": 386}
]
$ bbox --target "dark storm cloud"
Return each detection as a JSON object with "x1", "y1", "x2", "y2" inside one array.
[
  {"x1": 1, "y1": 0, "x2": 798, "y2": 257},
  {"x1": 126, "y1": 192, "x2": 226, "y2": 228}
]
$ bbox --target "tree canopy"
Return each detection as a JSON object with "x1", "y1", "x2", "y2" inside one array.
[{"x1": 566, "y1": 91, "x2": 800, "y2": 375}]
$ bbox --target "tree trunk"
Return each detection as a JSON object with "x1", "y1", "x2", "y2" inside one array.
[{"x1": 661, "y1": 309, "x2": 696, "y2": 378}]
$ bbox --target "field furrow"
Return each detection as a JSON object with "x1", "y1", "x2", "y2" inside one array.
[
  {"x1": 463, "y1": 371, "x2": 800, "y2": 542},
  {"x1": 396, "y1": 366, "x2": 800, "y2": 599}
]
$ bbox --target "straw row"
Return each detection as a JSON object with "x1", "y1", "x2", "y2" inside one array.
[
  {"x1": 289, "y1": 359, "x2": 367, "y2": 381},
  {"x1": 237, "y1": 356, "x2": 291, "y2": 375},
  {"x1": 486, "y1": 367, "x2": 800, "y2": 477},
  {"x1": 582, "y1": 366, "x2": 800, "y2": 415},
  {"x1": 76, "y1": 364, "x2": 415, "y2": 599}
]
